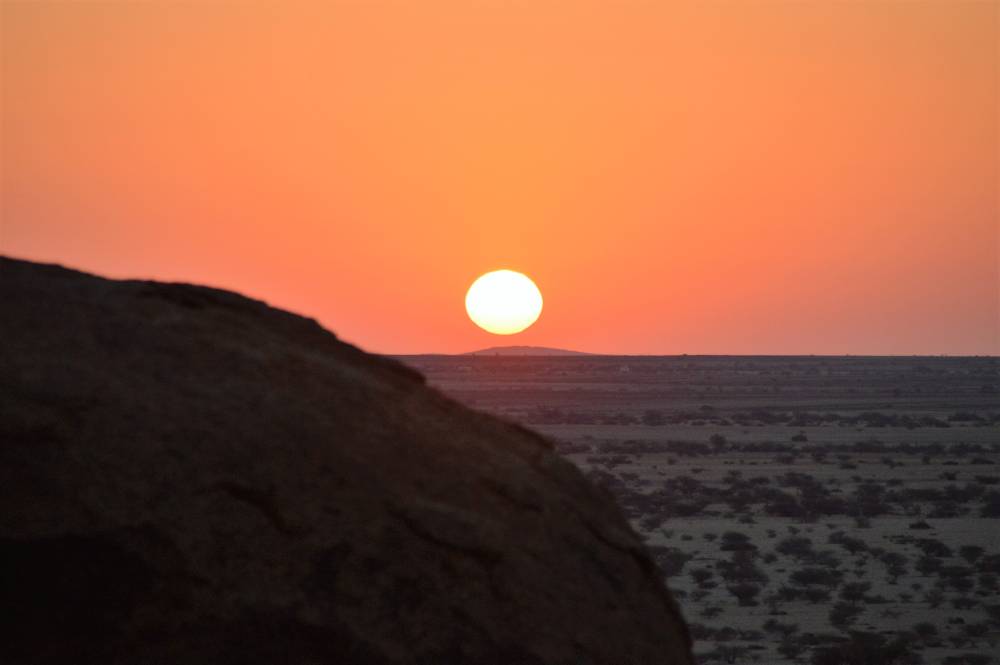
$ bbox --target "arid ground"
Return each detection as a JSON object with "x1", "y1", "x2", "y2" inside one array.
[{"x1": 399, "y1": 355, "x2": 1000, "y2": 664}]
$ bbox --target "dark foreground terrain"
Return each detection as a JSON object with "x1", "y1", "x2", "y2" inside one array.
[
  {"x1": 400, "y1": 353, "x2": 1000, "y2": 664},
  {"x1": 0, "y1": 257, "x2": 693, "y2": 665}
]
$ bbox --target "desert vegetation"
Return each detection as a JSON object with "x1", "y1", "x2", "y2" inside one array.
[{"x1": 406, "y1": 355, "x2": 1000, "y2": 664}]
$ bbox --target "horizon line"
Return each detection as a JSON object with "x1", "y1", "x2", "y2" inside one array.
[{"x1": 389, "y1": 351, "x2": 1000, "y2": 359}]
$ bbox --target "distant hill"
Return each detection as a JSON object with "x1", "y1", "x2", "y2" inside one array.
[
  {"x1": 464, "y1": 345, "x2": 592, "y2": 356},
  {"x1": 0, "y1": 257, "x2": 692, "y2": 665}
]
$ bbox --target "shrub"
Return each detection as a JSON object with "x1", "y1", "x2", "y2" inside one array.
[
  {"x1": 700, "y1": 605, "x2": 723, "y2": 619},
  {"x1": 648, "y1": 546, "x2": 693, "y2": 578},
  {"x1": 829, "y1": 601, "x2": 863, "y2": 631},
  {"x1": 839, "y1": 582, "x2": 872, "y2": 604},
  {"x1": 959, "y1": 545, "x2": 985, "y2": 565},
  {"x1": 912, "y1": 622, "x2": 937, "y2": 641},
  {"x1": 829, "y1": 532, "x2": 868, "y2": 555},
  {"x1": 804, "y1": 587, "x2": 833, "y2": 603},
  {"x1": 943, "y1": 656, "x2": 991, "y2": 665},
  {"x1": 981, "y1": 491, "x2": 1000, "y2": 517},
  {"x1": 790, "y1": 567, "x2": 843, "y2": 588},
  {"x1": 952, "y1": 596, "x2": 978, "y2": 610},
  {"x1": 809, "y1": 550, "x2": 843, "y2": 569},
  {"x1": 853, "y1": 483, "x2": 890, "y2": 517},
  {"x1": 965, "y1": 622, "x2": 989, "y2": 639},
  {"x1": 776, "y1": 536, "x2": 815, "y2": 560},
  {"x1": 810, "y1": 631, "x2": 920, "y2": 665},
  {"x1": 727, "y1": 582, "x2": 763, "y2": 606},
  {"x1": 924, "y1": 589, "x2": 945, "y2": 608},
  {"x1": 690, "y1": 568, "x2": 714, "y2": 587},
  {"x1": 914, "y1": 538, "x2": 952, "y2": 558},
  {"x1": 719, "y1": 531, "x2": 757, "y2": 552},
  {"x1": 718, "y1": 551, "x2": 769, "y2": 585},
  {"x1": 641, "y1": 409, "x2": 666, "y2": 426},
  {"x1": 762, "y1": 619, "x2": 799, "y2": 637},
  {"x1": 765, "y1": 492, "x2": 808, "y2": 519},
  {"x1": 778, "y1": 638, "x2": 804, "y2": 661},
  {"x1": 879, "y1": 552, "x2": 909, "y2": 584},
  {"x1": 916, "y1": 555, "x2": 944, "y2": 576},
  {"x1": 938, "y1": 565, "x2": 975, "y2": 593},
  {"x1": 979, "y1": 554, "x2": 1000, "y2": 573}
]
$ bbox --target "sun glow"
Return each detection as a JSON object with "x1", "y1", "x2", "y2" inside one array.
[{"x1": 465, "y1": 270, "x2": 543, "y2": 335}]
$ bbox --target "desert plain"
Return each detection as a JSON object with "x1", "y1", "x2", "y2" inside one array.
[{"x1": 399, "y1": 354, "x2": 1000, "y2": 664}]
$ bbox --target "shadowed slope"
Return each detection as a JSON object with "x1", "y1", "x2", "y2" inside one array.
[{"x1": 0, "y1": 257, "x2": 692, "y2": 665}]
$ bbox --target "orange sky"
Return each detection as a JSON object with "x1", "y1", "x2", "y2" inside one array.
[{"x1": 3, "y1": 1, "x2": 997, "y2": 355}]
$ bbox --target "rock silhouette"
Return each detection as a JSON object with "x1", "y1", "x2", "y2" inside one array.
[{"x1": 0, "y1": 257, "x2": 692, "y2": 665}]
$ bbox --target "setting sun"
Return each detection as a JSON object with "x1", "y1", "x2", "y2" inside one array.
[{"x1": 465, "y1": 270, "x2": 543, "y2": 335}]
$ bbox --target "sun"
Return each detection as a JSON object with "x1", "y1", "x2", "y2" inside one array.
[{"x1": 465, "y1": 270, "x2": 543, "y2": 335}]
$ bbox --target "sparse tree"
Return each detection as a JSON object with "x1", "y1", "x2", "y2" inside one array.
[{"x1": 880, "y1": 552, "x2": 908, "y2": 584}]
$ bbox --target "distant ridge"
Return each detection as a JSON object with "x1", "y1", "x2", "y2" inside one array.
[{"x1": 464, "y1": 345, "x2": 592, "y2": 356}]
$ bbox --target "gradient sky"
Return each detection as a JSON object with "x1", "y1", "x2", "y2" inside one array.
[{"x1": 3, "y1": 1, "x2": 997, "y2": 355}]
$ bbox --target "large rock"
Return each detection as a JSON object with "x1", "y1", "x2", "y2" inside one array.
[{"x1": 0, "y1": 257, "x2": 692, "y2": 665}]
